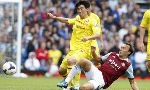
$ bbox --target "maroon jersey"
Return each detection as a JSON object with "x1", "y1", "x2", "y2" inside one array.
[{"x1": 98, "y1": 52, "x2": 131, "y2": 89}]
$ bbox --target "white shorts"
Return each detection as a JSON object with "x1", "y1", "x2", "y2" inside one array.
[{"x1": 85, "y1": 63, "x2": 105, "y2": 89}]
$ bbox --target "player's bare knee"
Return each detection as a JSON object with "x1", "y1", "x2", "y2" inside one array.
[
  {"x1": 58, "y1": 67, "x2": 67, "y2": 75},
  {"x1": 67, "y1": 56, "x2": 76, "y2": 66},
  {"x1": 146, "y1": 61, "x2": 150, "y2": 67},
  {"x1": 147, "y1": 54, "x2": 150, "y2": 60}
]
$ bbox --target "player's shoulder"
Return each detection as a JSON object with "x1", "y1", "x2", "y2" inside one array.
[
  {"x1": 90, "y1": 13, "x2": 98, "y2": 17},
  {"x1": 90, "y1": 13, "x2": 99, "y2": 19},
  {"x1": 108, "y1": 52, "x2": 120, "y2": 57},
  {"x1": 104, "y1": 52, "x2": 114, "y2": 57},
  {"x1": 146, "y1": 9, "x2": 150, "y2": 12},
  {"x1": 75, "y1": 15, "x2": 80, "y2": 18},
  {"x1": 89, "y1": 15, "x2": 97, "y2": 23},
  {"x1": 144, "y1": 9, "x2": 150, "y2": 15}
]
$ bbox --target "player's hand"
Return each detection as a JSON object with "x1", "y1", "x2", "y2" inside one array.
[
  {"x1": 91, "y1": 46, "x2": 96, "y2": 52},
  {"x1": 47, "y1": 12, "x2": 56, "y2": 19},
  {"x1": 139, "y1": 42, "x2": 145, "y2": 52},
  {"x1": 81, "y1": 37, "x2": 89, "y2": 42}
]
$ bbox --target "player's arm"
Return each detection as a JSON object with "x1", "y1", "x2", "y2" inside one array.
[
  {"x1": 90, "y1": 18, "x2": 102, "y2": 40},
  {"x1": 139, "y1": 26, "x2": 145, "y2": 52},
  {"x1": 139, "y1": 10, "x2": 149, "y2": 51},
  {"x1": 139, "y1": 26, "x2": 145, "y2": 43},
  {"x1": 128, "y1": 78, "x2": 139, "y2": 90},
  {"x1": 91, "y1": 46, "x2": 102, "y2": 63},
  {"x1": 81, "y1": 34, "x2": 100, "y2": 42},
  {"x1": 126, "y1": 65, "x2": 139, "y2": 90},
  {"x1": 47, "y1": 13, "x2": 69, "y2": 23},
  {"x1": 91, "y1": 46, "x2": 111, "y2": 64}
]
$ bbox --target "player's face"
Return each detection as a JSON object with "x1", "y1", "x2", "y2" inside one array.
[
  {"x1": 77, "y1": 5, "x2": 88, "y2": 18},
  {"x1": 119, "y1": 44, "x2": 130, "y2": 57}
]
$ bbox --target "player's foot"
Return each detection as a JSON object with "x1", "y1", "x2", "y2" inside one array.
[{"x1": 57, "y1": 80, "x2": 68, "y2": 88}]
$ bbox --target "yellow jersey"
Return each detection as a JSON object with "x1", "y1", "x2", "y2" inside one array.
[
  {"x1": 76, "y1": 13, "x2": 102, "y2": 31},
  {"x1": 89, "y1": 13, "x2": 102, "y2": 48},
  {"x1": 140, "y1": 10, "x2": 150, "y2": 40},
  {"x1": 68, "y1": 13, "x2": 101, "y2": 51},
  {"x1": 90, "y1": 13, "x2": 101, "y2": 28},
  {"x1": 140, "y1": 10, "x2": 150, "y2": 61}
]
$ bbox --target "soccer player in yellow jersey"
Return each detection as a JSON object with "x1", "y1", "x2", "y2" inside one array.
[
  {"x1": 68, "y1": 12, "x2": 103, "y2": 89},
  {"x1": 139, "y1": 9, "x2": 150, "y2": 72},
  {"x1": 47, "y1": 1, "x2": 102, "y2": 89}
]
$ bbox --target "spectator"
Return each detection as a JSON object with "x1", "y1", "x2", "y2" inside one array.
[
  {"x1": 48, "y1": 43, "x2": 62, "y2": 65},
  {"x1": 45, "y1": 57, "x2": 59, "y2": 77},
  {"x1": 118, "y1": 19, "x2": 128, "y2": 40},
  {"x1": 22, "y1": 25, "x2": 33, "y2": 47},
  {"x1": 26, "y1": 40, "x2": 35, "y2": 56},
  {"x1": 24, "y1": 52, "x2": 40, "y2": 71},
  {"x1": 35, "y1": 41, "x2": 49, "y2": 71}
]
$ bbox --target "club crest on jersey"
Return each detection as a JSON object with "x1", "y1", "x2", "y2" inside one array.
[
  {"x1": 85, "y1": 20, "x2": 89, "y2": 24},
  {"x1": 112, "y1": 56, "x2": 115, "y2": 58},
  {"x1": 121, "y1": 63, "x2": 125, "y2": 67},
  {"x1": 94, "y1": 24, "x2": 98, "y2": 27}
]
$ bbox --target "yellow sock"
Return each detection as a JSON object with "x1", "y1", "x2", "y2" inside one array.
[{"x1": 73, "y1": 73, "x2": 80, "y2": 87}]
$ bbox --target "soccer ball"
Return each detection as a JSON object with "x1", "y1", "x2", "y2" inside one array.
[{"x1": 2, "y1": 62, "x2": 16, "y2": 75}]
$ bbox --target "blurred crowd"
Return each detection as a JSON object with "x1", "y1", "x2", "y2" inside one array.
[
  {"x1": 0, "y1": 3, "x2": 18, "y2": 71},
  {"x1": 0, "y1": 0, "x2": 149, "y2": 78}
]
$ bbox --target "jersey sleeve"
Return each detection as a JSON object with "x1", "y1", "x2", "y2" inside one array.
[
  {"x1": 125, "y1": 65, "x2": 134, "y2": 79},
  {"x1": 68, "y1": 18, "x2": 76, "y2": 25},
  {"x1": 101, "y1": 52, "x2": 112, "y2": 62},
  {"x1": 140, "y1": 10, "x2": 149, "y2": 28},
  {"x1": 91, "y1": 19, "x2": 101, "y2": 34}
]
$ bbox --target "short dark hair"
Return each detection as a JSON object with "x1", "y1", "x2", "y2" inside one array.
[
  {"x1": 75, "y1": 1, "x2": 90, "y2": 9},
  {"x1": 125, "y1": 42, "x2": 134, "y2": 56}
]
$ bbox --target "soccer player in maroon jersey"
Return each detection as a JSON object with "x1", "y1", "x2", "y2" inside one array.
[{"x1": 57, "y1": 42, "x2": 139, "y2": 90}]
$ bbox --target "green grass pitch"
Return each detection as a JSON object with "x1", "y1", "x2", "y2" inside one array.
[{"x1": 0, "y1": 74, "x2": 149, "y2": 90}]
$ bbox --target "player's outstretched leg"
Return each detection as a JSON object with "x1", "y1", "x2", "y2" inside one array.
[
  {"x1": 57, "y1": 58, "x2": 92, "y2": 89},
  {"x1": 67, "y1": 56, "x2": 78, "y2": 89}
]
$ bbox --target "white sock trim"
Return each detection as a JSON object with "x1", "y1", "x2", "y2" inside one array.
[{"x1": 65, "y1": 64, "x2": 81, "y2": 83}]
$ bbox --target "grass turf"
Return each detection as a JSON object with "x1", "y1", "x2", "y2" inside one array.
[{"x1": 0, "y1": 75, "x2": 149, "y2": 90}]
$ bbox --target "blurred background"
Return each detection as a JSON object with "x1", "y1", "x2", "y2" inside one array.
[{"x1": 0, "y1": 0, "x2": 150, "y2": 79}]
